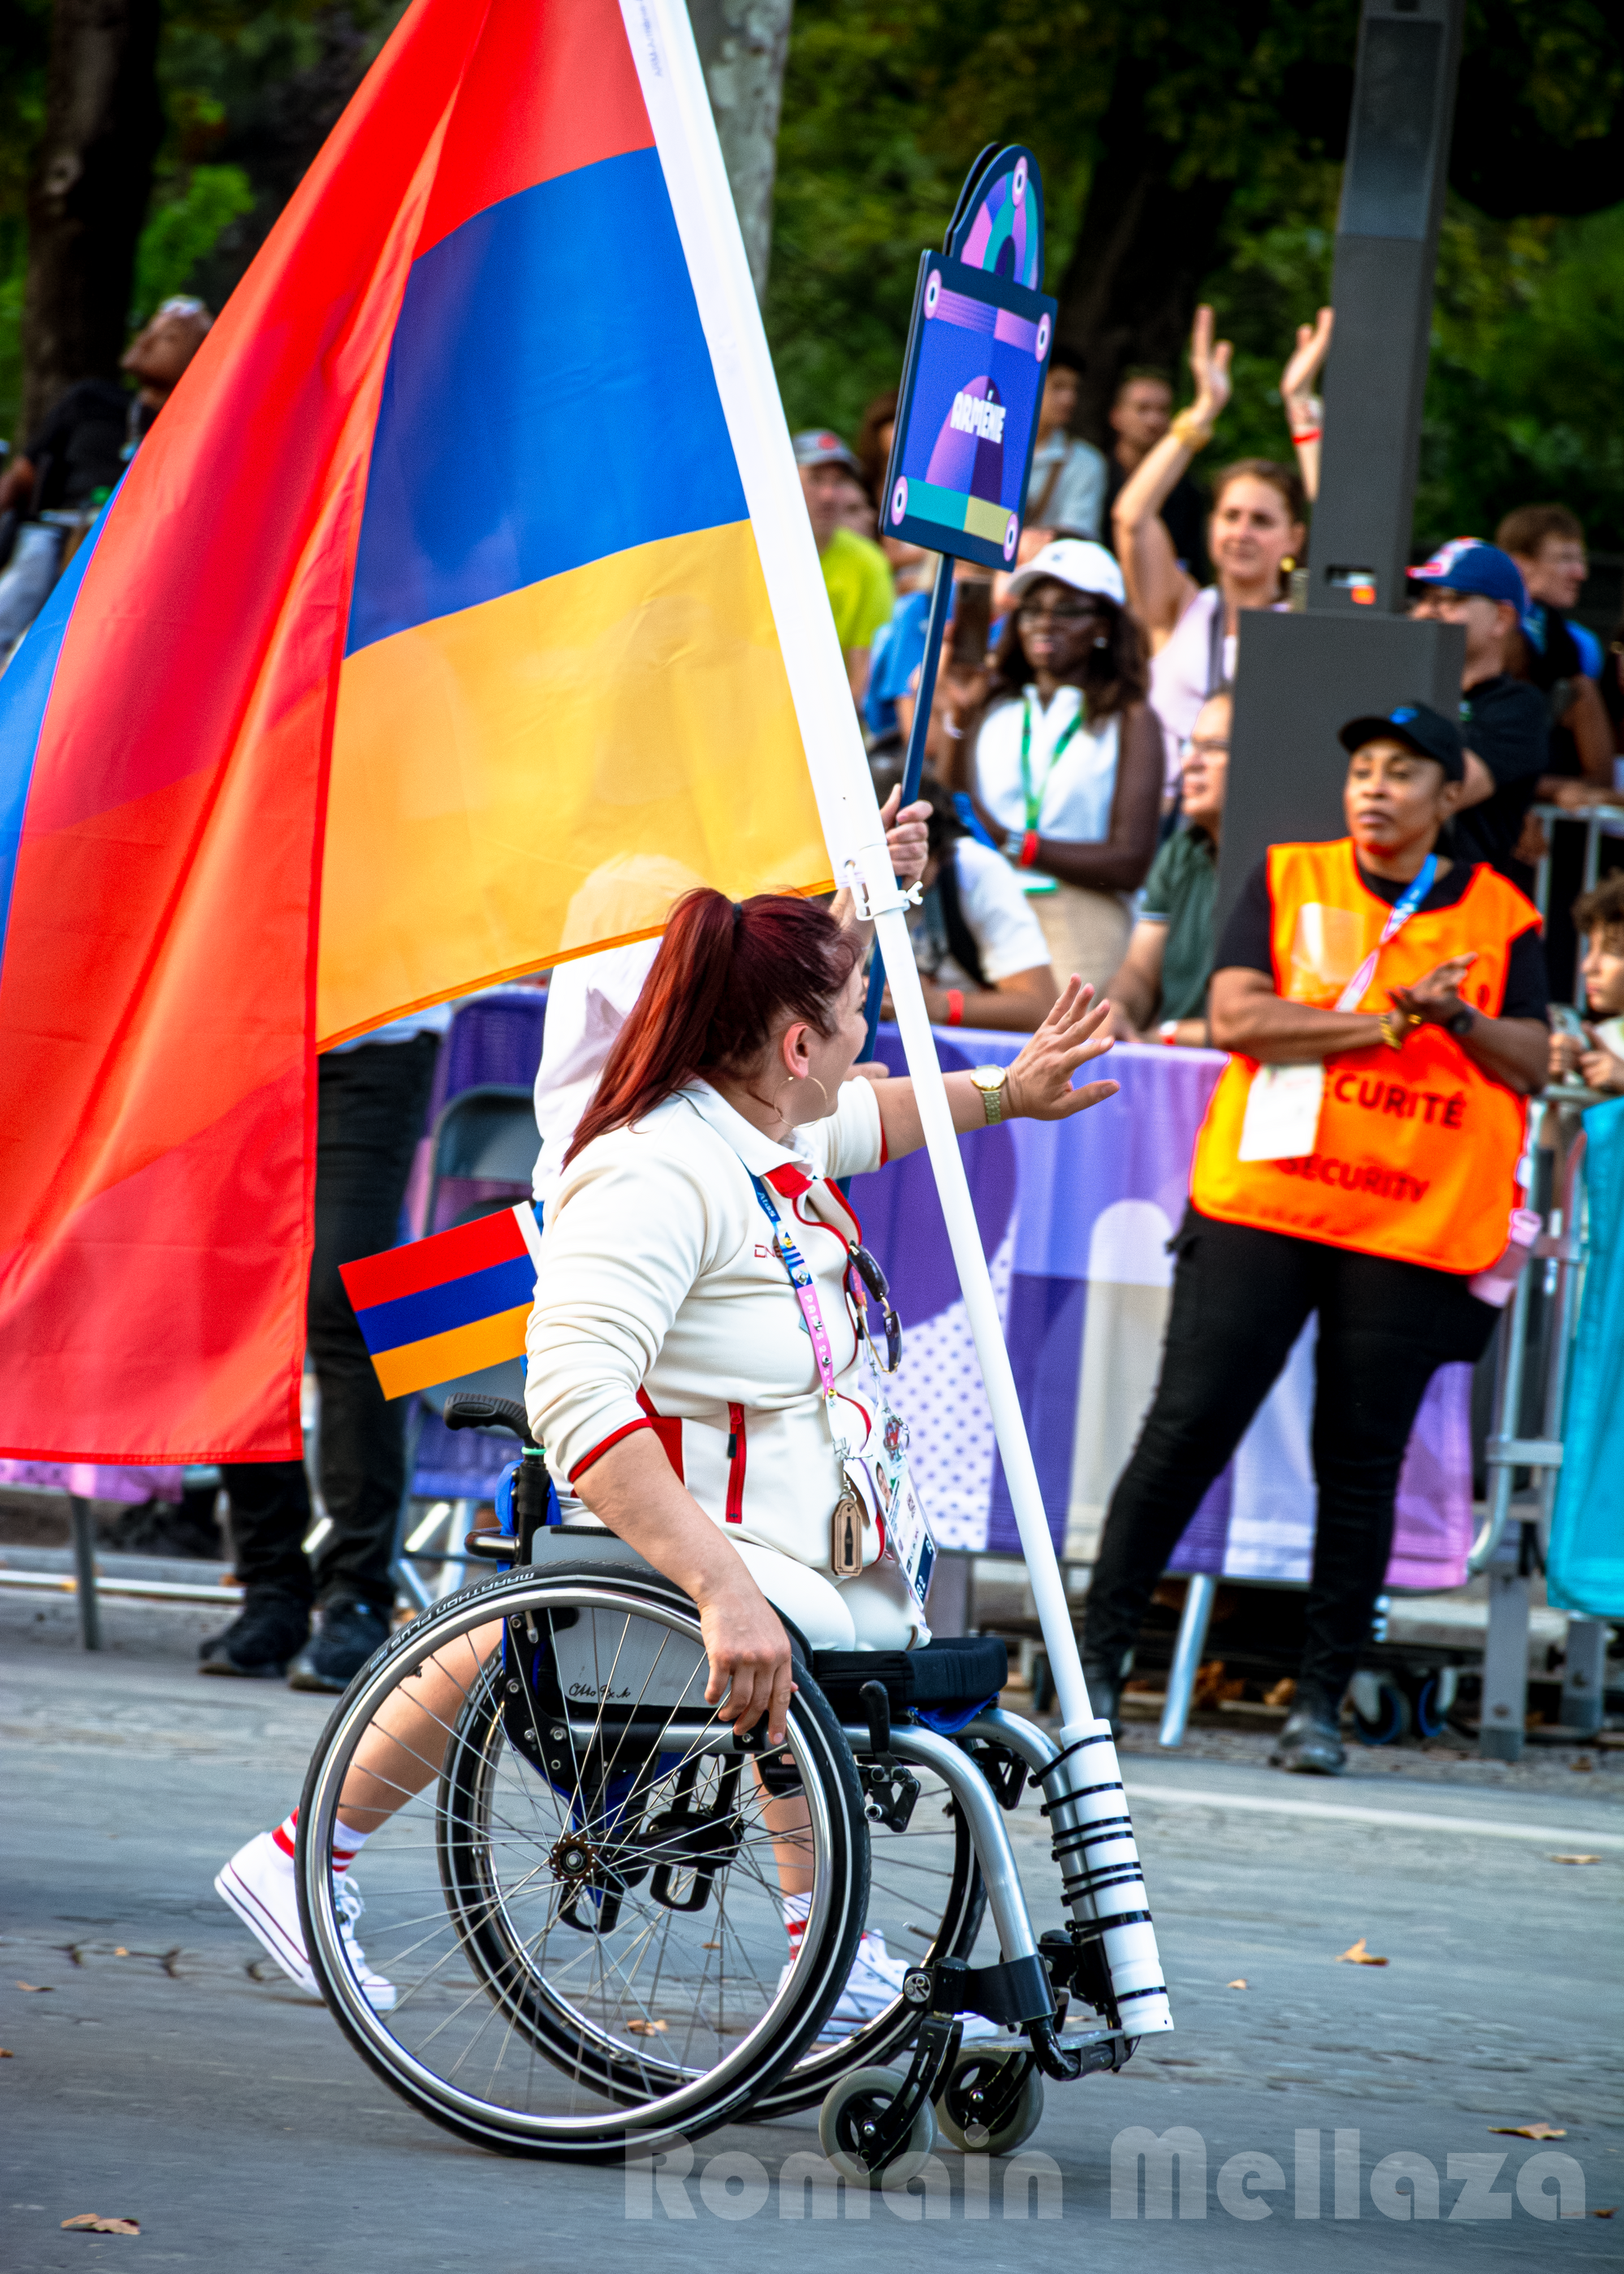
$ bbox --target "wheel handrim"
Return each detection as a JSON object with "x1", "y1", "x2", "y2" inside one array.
[{"x1": 298, "y1": 1575, "x2": 855, "y2": 2143}]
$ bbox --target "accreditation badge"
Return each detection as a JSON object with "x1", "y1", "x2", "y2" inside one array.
[
  {"x1": 883, "y1": 1460, "x2": 937, "y2": 1615},
  {"x1": 1237, "y1": 1061, "x2": 1324, "y2": 1161}
]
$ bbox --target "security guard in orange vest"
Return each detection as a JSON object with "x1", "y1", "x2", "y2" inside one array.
[{"x1": 1082, "y1": 703, "x2": 1550, "y2": 1773}]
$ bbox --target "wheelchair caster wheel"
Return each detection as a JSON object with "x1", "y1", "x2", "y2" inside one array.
[
  {"x1": 934, "y1": 2045, "x2": 1044, "y2": 2156},
  {"x1": 818, "y1": 2065, "x2": 938, "y2": 2185}
]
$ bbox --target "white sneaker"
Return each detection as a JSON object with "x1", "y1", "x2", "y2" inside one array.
[
  {"x1": 215, "y1": 1829, "x2": 397, "y2": 2013},
  {"x1": 785, "y1": 1926, "x2": 1005, "y2": 2043}
]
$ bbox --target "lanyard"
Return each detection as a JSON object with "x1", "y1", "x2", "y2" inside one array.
[
  {"x1": 1333, "y1": 854, "x2": 1439, "y2": 1012},
  {"x1": 747, "y1": 1172, "x2": 853, "y2": 1460},
  {"x1": 1018, "y1": 687, "x2": 1086, "y2": 834}
]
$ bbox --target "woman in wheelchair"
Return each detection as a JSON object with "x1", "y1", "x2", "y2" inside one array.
[{"x1": 218, "y1": 889, "x2": 1128, "y2": 2163}]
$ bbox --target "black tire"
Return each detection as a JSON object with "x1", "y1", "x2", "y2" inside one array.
[
  {"x1": 818, "y1": 2064, "x2": 938, "y2": 2185},
  {"x1": 296, "y1": 1565, "x2": 868, "y2": 2159},
  {"x1": 935, "y1": 2044, "x2": 1044, "y2": 2155}
]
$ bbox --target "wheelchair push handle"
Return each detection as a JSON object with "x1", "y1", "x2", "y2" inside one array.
[{"x1": 442, "y1": 1391, "x2": 538, "y2": 1448}]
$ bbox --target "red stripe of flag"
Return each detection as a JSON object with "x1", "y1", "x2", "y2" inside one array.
[{"x1": 340, "y1": 1204, "x2": 531, "y2": 1312}]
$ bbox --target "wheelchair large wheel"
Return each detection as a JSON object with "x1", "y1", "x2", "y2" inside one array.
[{"x1": 295, "y1": 1565, "x2": 868, "y2": 2159}]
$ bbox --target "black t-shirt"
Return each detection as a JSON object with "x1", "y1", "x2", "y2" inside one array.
[
  {"x1": 1449, "y1": 672, "x2": 1550, "y2": 888},
  {"x1": 1518, "y1": 601, "x2": 1591, "y2": 782},
  {"x1": 24, "y1": 378, "x2": 138, "y2": 509},
  {"x1": 1216, "y1": 852, "x2": 1548, "y2": 1022},
  {"x1": 1102, "y1": 454, "x2": 1208, "y2": 581}
]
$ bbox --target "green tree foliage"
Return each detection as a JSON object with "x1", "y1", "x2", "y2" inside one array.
[
  {"x1": 0, "y1": 2, "x2": 404, "y2": 441},
  {"x1": 131, "y1": 160, "x2": 254, "y2": 322}
]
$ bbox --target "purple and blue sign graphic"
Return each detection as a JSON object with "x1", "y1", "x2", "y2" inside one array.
[{"x1": 885, "y1": 256, "x2": 1052, "y2": 569}]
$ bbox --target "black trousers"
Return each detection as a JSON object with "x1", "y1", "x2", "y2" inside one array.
[
  {"x1": 221, "y1": 1035, "x2": 440, "y2": 1615},
  {"x1": 1082, "y1": 1208, "x2": 1497, "y2": 1706}
]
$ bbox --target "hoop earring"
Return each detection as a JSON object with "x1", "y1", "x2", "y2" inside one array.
[{"x1": 1093, "y1": 634, "x2": 1109, "y2": 649}]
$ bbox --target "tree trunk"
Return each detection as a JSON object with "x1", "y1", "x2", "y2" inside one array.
[
  {"x1": 22, "y1": 0, "x2": 163, "y2": 439},
  {"x1": 687, "y1": 0, "x2": 793, "y2": 301},
  {"x1": 1052, "y1": 57, "x2": 1240, "y2": 447}
]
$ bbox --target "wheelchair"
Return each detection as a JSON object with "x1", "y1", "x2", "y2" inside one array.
[{"x1": 293, "y1": 1397, "x2": 1171, "y2": 2177}]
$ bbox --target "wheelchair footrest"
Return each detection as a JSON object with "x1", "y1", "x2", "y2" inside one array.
[{"x1": 905, "y1": 1951, "x2": 1055, "y2": 2028}]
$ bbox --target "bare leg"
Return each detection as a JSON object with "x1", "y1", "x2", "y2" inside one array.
[
  {"x1": 334, "y1": 1620, "x2": 817, "y2": 1900},
  {"x1": 337, "y1": 1619, "x2": 503, "y2": 1831},
  {"x1": 756, "y1": 1760, "x2": 814, "y2": 1897}
]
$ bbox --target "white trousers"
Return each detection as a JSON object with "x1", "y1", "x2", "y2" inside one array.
[{"x1": 732, "y1": 1541, "x2": 928, "y2": 1654}]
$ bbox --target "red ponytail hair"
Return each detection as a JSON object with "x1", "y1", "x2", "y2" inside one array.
[{"x1": 564, "y1": 891, "x2": 860, "y2": 1165}]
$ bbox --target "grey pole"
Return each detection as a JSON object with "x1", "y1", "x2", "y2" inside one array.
[
  {"x1": 1214, "y1": 0, "x2": 1469, "y2": 937},
  {"x1": 1307, "y1": 0, "x2": 1466, "y2": 618},
  {"x1": 69, "y1": 1494, "x2": 102, "y2": 1651}
]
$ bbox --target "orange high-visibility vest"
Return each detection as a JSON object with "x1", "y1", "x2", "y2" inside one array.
[{"x1": 1190, "y1": 840, "x2": 1539, "y2": 1273}]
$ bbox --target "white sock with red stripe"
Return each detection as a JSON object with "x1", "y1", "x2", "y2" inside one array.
[
  {"x1": 270, "y1": 1809, "x2": 371, "y2": 1874},
  {"x1": 782, "y1": 1892, "x2": 810, "y2": 1951}
]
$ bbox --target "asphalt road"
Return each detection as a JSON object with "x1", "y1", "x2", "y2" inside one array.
[{"x1": 2, "y1": 1588, "x2": 1620, "y2": 2272}]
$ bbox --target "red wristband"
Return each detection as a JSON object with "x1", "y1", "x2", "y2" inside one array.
[
  {"x1": 945, "y1": 988, "x2": 965, "y2": 1027},
  {"x1": 1291, "y1": 426, "x2": 1320, "y2": 444},
  {"x1": 1018, "y1": 829, "x2": 1039, "y2": 869}
]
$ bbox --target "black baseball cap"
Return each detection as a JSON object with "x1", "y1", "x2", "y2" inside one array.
[{"x1": 1337, "y1": 702, "x2": 1465, "y2": 782}]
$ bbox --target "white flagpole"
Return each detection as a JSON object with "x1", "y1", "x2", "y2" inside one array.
[{"x1": 622, "y1": 0, "x2": 1095, "y2": 1740}]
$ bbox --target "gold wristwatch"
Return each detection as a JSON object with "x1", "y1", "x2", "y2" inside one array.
[{"x1": 970, "y1": 1065, "x2": 1010, "y2": 1125}]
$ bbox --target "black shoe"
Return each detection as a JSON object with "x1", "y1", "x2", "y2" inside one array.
[
  {"x1": 1270, "y1": 1704, "x2": 1347, "y2": 1776},
  {"x1": 1082, "y1": 1665, "x2": 1122, "y2": 1739},
  {"x1": 199, "y1": 1593, "x2": 310, "y2": 1678},
  {"x1": 287, "y1": 1601, "x2": 392, "y2": 1694}
]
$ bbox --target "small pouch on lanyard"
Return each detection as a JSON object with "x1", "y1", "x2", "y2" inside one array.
[{"x1": 831, "y1": 1479, "x2": 866, "y2": 1577}]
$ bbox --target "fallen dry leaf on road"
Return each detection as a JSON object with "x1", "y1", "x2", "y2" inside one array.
[
  {"x1": 627, "y1": 2018, "x2": 667, "y2": 2035},
  {"x1": 15, "y1": 1982, "x2": 51, "y2": 1993},
  {"x1": 113, "y1": 1948, "x2": 128, "y2": 1957},
  {"x1": 1334, "y1": 1939, "x2": 1388, "y2": 1966},
  {"x1": 1593, "y1": 2208, "x2": 1617, "y2": 2219},
  {"x1": 1489, "y1": 2124, "x2": 1566, "y2": 2140},
  {"x1": 1549, "y1": 1853, "x2": 1601, "y2": 1865},
  {"x1": 61, "y1": 2216, "x2": 140, "y2": 2234},
  {"x1": 1571, "y1": 1757, "x2": 1594, "y2": 1772},
  {"x1": 1226, "y1": 1979, "x2": 1247, "y2": 1990},
  {"x1": 0, "y1": 2047, "x2": 12, "y2": 2056}
]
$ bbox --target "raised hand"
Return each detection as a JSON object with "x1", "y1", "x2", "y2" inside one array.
[
  {"x1": 1187, "y1": 303, "x2": 1233, "y2": 424},
  {"x1": 1005, "y1": 977, "x2": 1121, "y2": 1120},
  {"x1": 1281, "y1": 307, "x2": 1333, "y2": 413}
]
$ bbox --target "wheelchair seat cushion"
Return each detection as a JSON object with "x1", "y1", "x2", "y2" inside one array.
[{"x1": 810, "y1": 1634, "x2": 1008, "y2": 1716}]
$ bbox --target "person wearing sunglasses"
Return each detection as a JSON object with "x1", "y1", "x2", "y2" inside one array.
[{"x1": 939, "y1": 537, "x2": 1164, "y2": 997}]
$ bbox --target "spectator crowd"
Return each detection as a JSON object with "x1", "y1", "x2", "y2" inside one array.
[{"x1": 791, "y1": 303, "x2": 1624, "y2": 1041}]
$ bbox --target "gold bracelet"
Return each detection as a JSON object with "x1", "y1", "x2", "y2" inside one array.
[
  {"x1": 1378, "y1": 1009, "x2": 1416, "y2": 1052},
  {"x1": 1170, "y1": 407, "x2": 1214, "y2": 452}
]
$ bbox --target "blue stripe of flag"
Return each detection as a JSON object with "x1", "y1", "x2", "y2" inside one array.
[
  {"x1": 0, "y1": 507, "x2": 110, "y2": 962},
  {"x1": 354, "y1": 1251, "x2": 535, "y2": 1355},
  {"x1": 346, "y1": 146, "x2": 746, "y2": 657}
]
